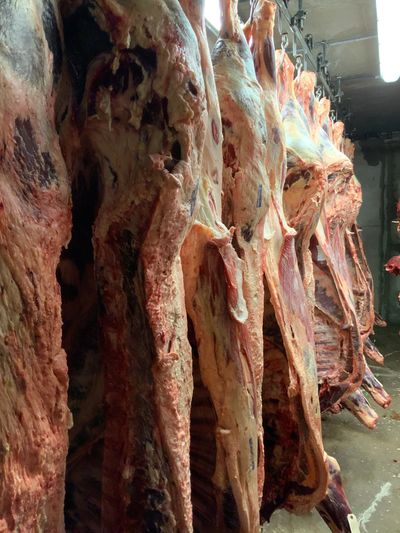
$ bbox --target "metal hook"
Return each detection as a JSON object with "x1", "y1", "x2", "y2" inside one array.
[
  {"x1": 325, "y1": 70, "x2": 331, "y2": 85},
  {"x1": 291, "y1": 0, "x2": 307, "y2": 31},
  {"x1": 305, "y1": 33, "x2": 314, "y2": 50},
  {"x1": 315, "y1": 86, "x2": 323, "y2": 99},
  {"x1": 317, "y1": 52, "x2": 323, "y2": 73},
  {"x1": 335, "y1": 76, "x2": 344, "y2": 104},
  {"x1": 295, "y1": 54, "x2": 303, "y2": 78},
  {"x1": 281, "y1": 32, "x2": 289, "y2": 51}
]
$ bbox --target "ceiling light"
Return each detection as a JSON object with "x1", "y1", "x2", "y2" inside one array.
[
  {"x1": 376, "y1": 0, "x2": 400, "y2": 82},
  {"x1": 204, "y1": 0, "x2": 221, "y2": 30}
]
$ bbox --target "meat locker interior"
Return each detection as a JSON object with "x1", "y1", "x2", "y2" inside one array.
[{"x1": 0, "y1": 0, "x2": 399, "y2": 532}]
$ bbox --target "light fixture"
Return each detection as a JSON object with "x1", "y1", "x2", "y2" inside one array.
[
  {"x1": 376, "y1": 0, "x2": 400, "y2": 82},
  {"x1": 204, "y1": 0, "x2": 221, "y2": 30}
]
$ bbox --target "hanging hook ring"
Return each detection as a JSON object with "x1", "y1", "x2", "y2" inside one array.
[
  {"x1": 295, "y1": 54, "x2": 303, "y2": 78},
  {"x1": 281, "y1": 32, "x2": 289, "y2": 51}
]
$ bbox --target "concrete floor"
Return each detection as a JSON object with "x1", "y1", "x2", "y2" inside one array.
[{"x1": 264, "y1": 326, "x2": 400, "y2": 532}]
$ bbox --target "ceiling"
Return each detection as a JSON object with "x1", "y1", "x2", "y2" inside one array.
[{"x1": 233, "y1": 0, "x2": 400, "y2": 138}]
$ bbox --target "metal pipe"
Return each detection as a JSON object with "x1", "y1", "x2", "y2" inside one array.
[
  {"x1": 315, "y1": 34, "x2": 377, "y2": 47},
  {"x1": 288, "y1": 35, "x2": 377, "y2": 53},
  {"x1": 341, "y1": 74, "x2": 380, "y2": 81}
]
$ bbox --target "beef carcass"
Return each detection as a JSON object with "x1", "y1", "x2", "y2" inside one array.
[
  {"x1": 245, "y1": 0, "x2": 328, "y2": 519},
  {"x1": 180, "y1": 1, "x2": 261, "y2": 529},
  {"x1": 0, "y1": 1, "x2": 71, "y2": 530},
  {"x1": 294, "y1": 71, "x2": 322, "y2": 141},
  {"x1": 333, "y1": 130, "x2": 375, "y2": 345},
  {"x1": 323, "y1": 124, "x2": 390, "y2": 415},
  {"x1": 312, "y1": 116, "x2": 389, "y2": 425},
  {"x1": 278, "y1": 56, "x2": 356, "y2": 533},
  {"x1": 306, "y1": 95, "x2": 365, "y2": 413},
  {"x1": 61, "y1": 1, "x2": 208, "y2": 529},
  {"x1": 338, "y1": 135, "x2": 391, "y2": 409},
  {"x1": 276, "y1": 53, "x2": 326, "y2": 309},
  {"x1": 212, "y1": 0, "x2": 271, "y2": 509}
]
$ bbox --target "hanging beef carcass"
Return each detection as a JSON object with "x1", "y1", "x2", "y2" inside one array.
[
  {"x1": 212, "y1": 0, "x2": 270, "y2": 444},
  {"x1": 292, "y1": 71, "x2": 390, "y2": 428},
  {"x1": 349, "y1": 222, "x2": 387, "y2": 365},
  {"x1": 0, "y1": 1, "x2": 71, "y2": 530},
  {"x1": 318, "y1": 119, "x2": 390, "y2": 419},
  {"x1": 244, "y1": 0, "x2": 328, "y2": 520},
  {"x1": 60, "y1": 0, "x2": 209, "y2": 529},
  {"x1": 180, "y1": 1, "x2": 261, "y2": 529},
  {"x1": 211, "y1": 0, "x2": 271, "y2": 512},
  {"x1": 337, "y1": 132, "x2": 391, "y2": 409},
  {"x1": 303, "y1": 93, "x2": 366, "y2": 416},
  {"x1": 276, "y1": 53, "x2": 326, "y2": 309},
  {"x1": 333, "y1": 127, "x2": 375, "y2": 344},
  {"x1": 277, "y1": 54, "x2": 355, "y2": 533},
  {"x1": 0, "y1": 0, "x2": 389, "y2": 530}
]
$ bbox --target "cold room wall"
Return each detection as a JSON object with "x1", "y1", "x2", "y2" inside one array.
[{"x1": 355, "y1": 137, "x2": 400, "y2": 325}]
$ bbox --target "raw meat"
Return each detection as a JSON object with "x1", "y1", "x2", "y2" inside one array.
[
  {"x1": 276, "y1": 52, "x2": 326, "y2": 310},
  {"x1": 57, "y1": 175, "x2": 103, "y2": 530},
  {"x1": 316, "y1": 457, "x2": 353, "y2": 533},
  {"x1": 278, "y1": 56, "x2": 354, "y2": 533},
  {"x1": 181, "y1": 1, "x2": 260, "y2": 529},
  {"x1": 295, "y1": 71, "x2": 322, "y2": 141},
  {"x1": 245, "y1": 0, "x2": 328, "y2": 518},
  {"x1": 334, "y1": 131, "x2": 375, "y2": 348},
  {"x1": 346, "y1": 221, "x2": 375, "y2": 342},
  {"x1": 0, "y1": 1, "x2": 387, "y2": 530},
  {"x1": 0, "y1": 0, "x2": 70, "y2": 530},
  {"x1": 341, "y1": 152, "x2": 391, "y2": 409},
  {"x1": 61, "y1": 1, "x2": 207, "y2": 530},
  {"x1": 385, "y1": 255, "x2": 400, "y2": 275},
  {"x1": 329, "y1": 127, "x2": 390, "y2": 415},
  {"x1": 307, "y1": 95, "x2": 365, "y2": 412},
  {"x1": 212, "y1": 0, "x2": 270, "y2": 509},
  {"x1": 343, "y1": 389, "x2": 378, "y2": 429},
  {"x1": 362, "y1": 362, "x2": 391, "y2": 408}
]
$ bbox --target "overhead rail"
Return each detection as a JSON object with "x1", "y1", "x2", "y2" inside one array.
[{"x1": 274, "y1": 0, "x2": 337, "y2": 101}]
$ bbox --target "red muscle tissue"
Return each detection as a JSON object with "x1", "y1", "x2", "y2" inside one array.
[{"x1": 0, "y1": 1, "x2": 389, "y2": 532}]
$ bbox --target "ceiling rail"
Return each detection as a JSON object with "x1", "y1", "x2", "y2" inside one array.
[
  {"x1": 288, "y1": 35, "x2": 377, "y2": 53},
  {"x1": 275, "y1": 0, "x2": 336, "y2": 101}
]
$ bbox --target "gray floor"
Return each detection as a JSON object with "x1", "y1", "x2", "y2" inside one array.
[{"x1": 264, "y1": 326, "x2": 400, "y2": 532}]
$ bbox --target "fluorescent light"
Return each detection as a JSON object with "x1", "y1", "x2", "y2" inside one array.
[
  {"x1": 376, "y1": 0, "x2": 400, "y2": 82},
  {"x1": 204, "y1": 0, "x2": 221, "y2": 30}
]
